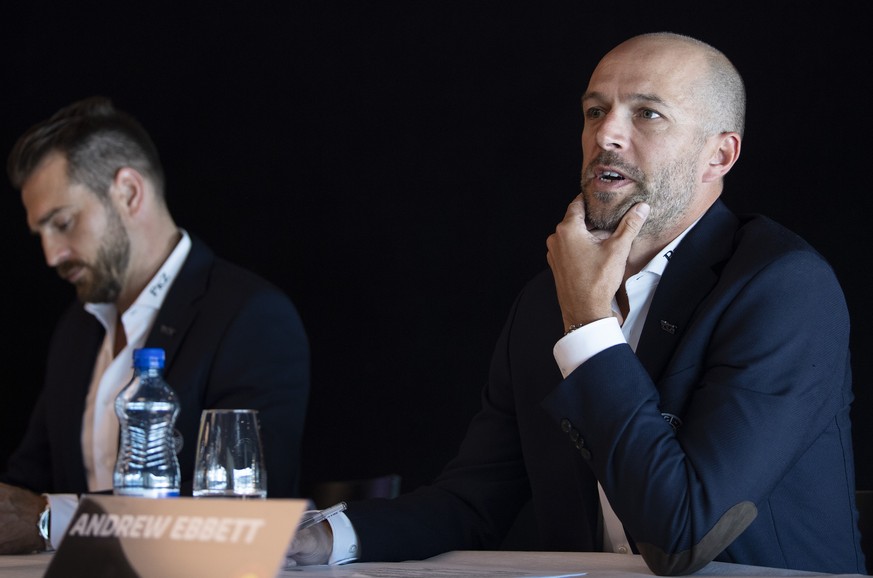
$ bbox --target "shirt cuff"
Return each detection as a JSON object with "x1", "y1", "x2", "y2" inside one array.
[
  {"x1": 45, "y1": 494, "x2": 80, "y2": 550},
  {"x1": 327, "y1": 512, "x2": 359, "y2": 564},
  {"x1": 553, "y1": 317, "x2": 625, "y2": 377}
]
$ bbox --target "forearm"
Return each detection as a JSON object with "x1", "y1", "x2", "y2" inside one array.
[{"x1": 541, "y1": 253, "x2": 852, "y2": 573}]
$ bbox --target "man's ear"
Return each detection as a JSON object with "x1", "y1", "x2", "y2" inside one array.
[
  {"x1": 111, "y1": 167, "x2": 147, "y2": 217},
  {"x1": 702, "y1": 132, "x2": 741, "y2": 183}
]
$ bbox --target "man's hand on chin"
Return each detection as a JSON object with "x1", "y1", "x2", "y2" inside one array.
[{"x1": 546, "y1": 196, "x2": 650, "y2": 331}]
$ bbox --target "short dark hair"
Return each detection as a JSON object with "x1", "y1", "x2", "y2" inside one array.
[{"x1": 7, "y1": 96, "x2": 165, "y2": 199}]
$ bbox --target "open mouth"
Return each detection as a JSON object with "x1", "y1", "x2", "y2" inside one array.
[{"x1": 598, "y1": 170, "x2": 626, "y2": 182}]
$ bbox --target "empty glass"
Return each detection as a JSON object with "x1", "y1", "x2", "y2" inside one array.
[{"x1": 192, "y1": 409, "x2": 267, "y2": 498}]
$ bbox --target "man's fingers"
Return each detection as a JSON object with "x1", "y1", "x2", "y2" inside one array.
[
  {"x1": 614, "y1": 202, "x2": 650, "y2": 243},
  {"x1": 286, "y1": 521, "x2": 333, "y2": 566}
]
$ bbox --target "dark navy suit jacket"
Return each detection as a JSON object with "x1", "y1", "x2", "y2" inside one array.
[
  {"x1": 348, "y1": 200, "x2": 865, "y2": 575},
  {"x1": 2, "y1": 236, "x2": 310, "y2": 498}
]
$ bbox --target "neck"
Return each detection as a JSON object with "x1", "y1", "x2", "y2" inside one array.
[
  {"x1": 623, "y1": 235, "x2": 665, "y2": 285},
  {"x1": 622, "y1": 195, "x2": 718, "y2": 282},
  {"x1": 115, "y1": 227, "x2": 182, "y2": 313}
]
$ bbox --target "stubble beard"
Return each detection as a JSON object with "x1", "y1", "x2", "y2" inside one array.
[
  {"x1": 59, "y1": 204, "x2": 131, "y2": 304},
  {"x1": 580, "y1": 149, "x2": 700, "y2": 239}
]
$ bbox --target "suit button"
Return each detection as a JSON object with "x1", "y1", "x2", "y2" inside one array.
[
  {"x1": 560, "y1": 418, "x2": 572, "y2": 433},
  {"x1": 574, "y1": 438, "x2": 585, "y2": 450},
  {"x1": 569, "y1": 429, "x2": 580, "y2": 442},
  {"x1": 580, "y1": 448, "x2": 591, "y2": 460}
]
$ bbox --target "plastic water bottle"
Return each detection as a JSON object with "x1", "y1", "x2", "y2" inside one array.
[{"x1": 113, "y1": 347, "x2": 181, "y2": 497}]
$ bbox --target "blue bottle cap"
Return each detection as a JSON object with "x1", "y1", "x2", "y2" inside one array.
[{"x1": 133, "y1": 347, "x2": 165, "y2": 369}]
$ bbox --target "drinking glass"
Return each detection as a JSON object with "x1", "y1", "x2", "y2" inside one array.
[{"x1": 192, "y1": 409, "x2": 267, "y2": 498}]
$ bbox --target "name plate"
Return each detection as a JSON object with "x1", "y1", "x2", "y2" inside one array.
[{"x1": 45, "y1": 495, "x2": 307, "y2": 578}]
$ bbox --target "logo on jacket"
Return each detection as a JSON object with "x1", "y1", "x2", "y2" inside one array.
[{"x1": 661, "y1": 413, "x2": 682, "y2": 431}]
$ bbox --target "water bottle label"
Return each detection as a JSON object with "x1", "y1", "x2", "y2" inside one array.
[{"x1": 114, "y1": 488, "x2": 180, "y2": 499}]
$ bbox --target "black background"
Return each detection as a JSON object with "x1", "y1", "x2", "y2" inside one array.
[{"x1": 1, "y1": 2, "x2": 870, "y2": 497}]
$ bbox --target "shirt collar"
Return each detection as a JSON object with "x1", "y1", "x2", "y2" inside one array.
[
  {"x1": 637, "y1": 216, "x2": 702, "y2": 279},
  {"x1": 85, "y1": 230, "x2": 192, "y2": 328}
]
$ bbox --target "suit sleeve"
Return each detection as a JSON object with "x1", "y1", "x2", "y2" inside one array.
[
  {"x1": 197, "y1": 287, "x2": 310, "y2": 498},
  {"x1": 542, "y1": 249, "x2": 852, "y2": 575},
  {"x1": 0, "y1": 392, "x2": 54, "y2": 491},
  {"x1": 1, "y1": 305, "x2": 99, "y2": 495}
]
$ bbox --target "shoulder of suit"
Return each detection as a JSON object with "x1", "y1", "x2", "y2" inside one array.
[{"x1": 734, "y1": 213, "x2": 824, "y2": 260}]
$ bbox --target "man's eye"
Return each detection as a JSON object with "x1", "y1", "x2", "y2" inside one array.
[
  {"x1": 54, "y1": 218, "x2": 73, "y2": 232},
  {"x1": 639, "y1": 109, "x2": 662, "y2": 120},
  {"x1": 585, "y1": 107, "x2": 605, "y2": 120}
]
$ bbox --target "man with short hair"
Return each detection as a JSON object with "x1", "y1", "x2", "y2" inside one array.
[
  {"x1": 0, "y1": 97, "x2": 310, "y2": 554},
  {"x1": 289, "y1": 32, "x2": 865, "y2": 575}
]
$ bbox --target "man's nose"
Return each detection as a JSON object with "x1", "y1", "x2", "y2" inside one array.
[
  {"x1": 42, "y1": 235, "x2": 70, "y2": 268},
  {"x1": 594, "y1": 112, "x2": 630, "y2": 150}
]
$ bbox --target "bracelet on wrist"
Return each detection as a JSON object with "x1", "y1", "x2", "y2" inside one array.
[{"x1": 564, "y1": 323, "x2": 586, "y2": 336}]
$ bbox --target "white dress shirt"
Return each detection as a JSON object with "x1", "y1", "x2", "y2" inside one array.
[{"x1": 46, "y1": 230, "x2": 191, "y2": 549}]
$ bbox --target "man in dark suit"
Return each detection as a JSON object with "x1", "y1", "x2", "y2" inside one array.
[
  {"x1": 288, "y1": 32, "x2": 865, "y2": 575},
  {"x1": 0, "y1": 97, "x2": 310, "y2": 554}
]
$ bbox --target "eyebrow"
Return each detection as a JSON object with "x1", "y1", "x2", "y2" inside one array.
[
  {"x1": 581, "y1": 91, "x2": 668, "y2": 107},
  {"x1": 32, "y1": 206, "x2": 69, "y2": 232}
]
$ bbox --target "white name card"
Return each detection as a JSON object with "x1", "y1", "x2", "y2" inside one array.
[{"x1": 45, "y1": 495, "x2": 307, "y2": 578}]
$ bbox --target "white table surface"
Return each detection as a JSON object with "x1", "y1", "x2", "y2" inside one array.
[{"x1": 0, "y1": 549, "x2": 865, "y2": 578}]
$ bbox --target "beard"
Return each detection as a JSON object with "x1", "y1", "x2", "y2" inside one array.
[
  {"x1": 57, "y1": 204, "x2": 131, "y2": 304},
  {"x1": 580, "y1": 145, "x2": 702, "y2": 238}
]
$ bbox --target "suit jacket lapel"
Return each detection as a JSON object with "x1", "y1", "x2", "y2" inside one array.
[
  {"x1": 635, "y1": 200, "x2": 739, "y2": 385},
  {"x1": 144, "y1": 236, "x2": 214, "y2": 373}
]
